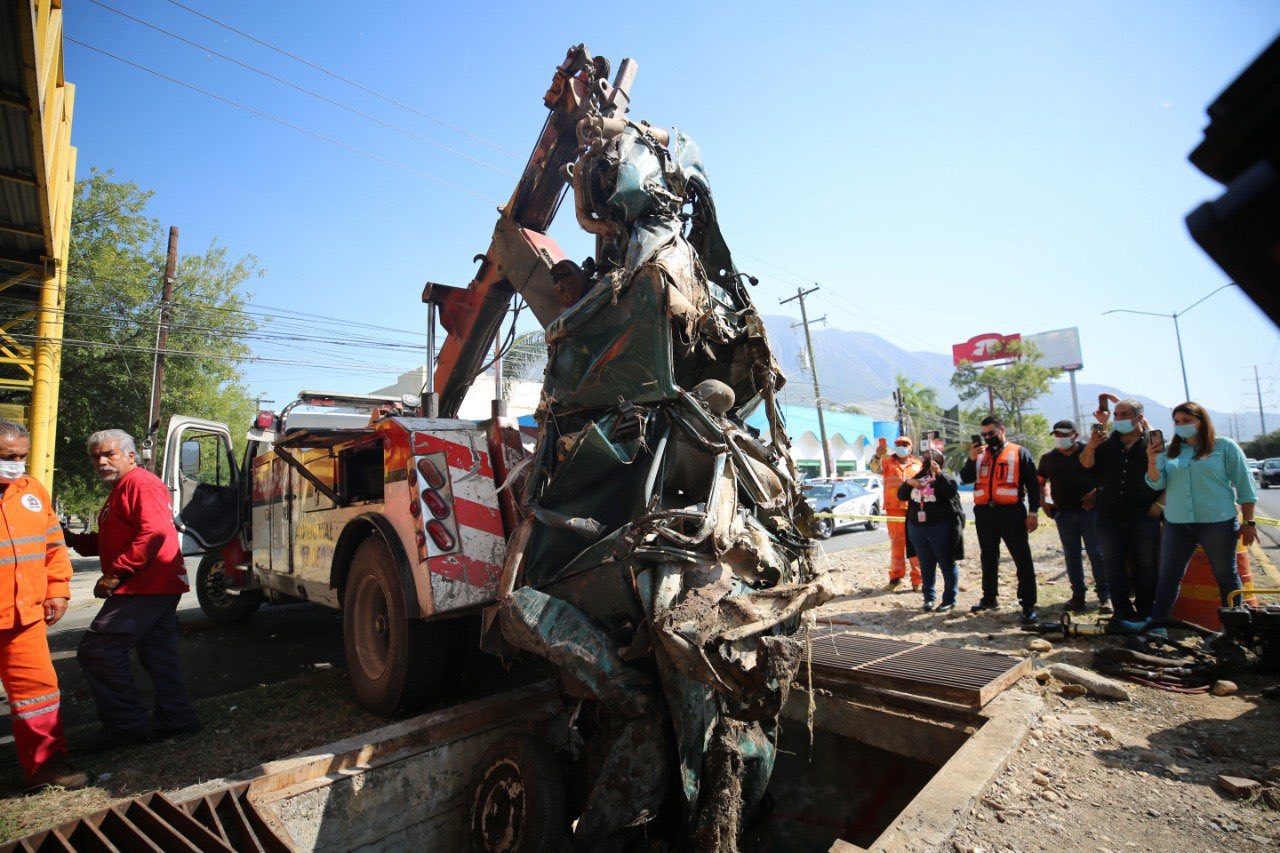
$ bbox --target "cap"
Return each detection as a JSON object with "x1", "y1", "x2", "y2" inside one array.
[
  {"x1": 1052, "y1": 419, "x2": 1077, "y2": 433},
  {"x1": 894, "y1": 437, "x2": 912, "y2": 446}
]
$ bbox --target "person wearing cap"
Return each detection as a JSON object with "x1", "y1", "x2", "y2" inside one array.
[
  {"x1": 960, "y1": 416, "x2": 1042, "y2": 623},
  {"x1": 872, "y1": 437, "x2": 923, "y2": 591},
  {"x1": 1037, "y1": 419, "x2": 1109, "y2": 613}
]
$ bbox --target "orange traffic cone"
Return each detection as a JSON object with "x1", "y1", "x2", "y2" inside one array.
[{"x1": 1171, "y1": 542, "x2": 1257, "y2": 630}]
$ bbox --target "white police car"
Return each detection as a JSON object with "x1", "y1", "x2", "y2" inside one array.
[{"x1": 803, "y1": 478, "x2": 881, "y2": 539}]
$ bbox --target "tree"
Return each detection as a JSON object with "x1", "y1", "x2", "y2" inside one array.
[
  {"x1": 1243, "y1": 429, "x2": 1280, "y2": 460},
  {"x1": 53, "y1": 169, "x2": 261, "y2": 513},
  {"x1": 950, "y1": 340, "x2": 1060, "y2": 459},
  {"x1": 502, "y1": 329, "x2": 546, "y2": 400}
]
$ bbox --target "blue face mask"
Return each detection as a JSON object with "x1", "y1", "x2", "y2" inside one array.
[
  {"x1": 893, "y1": 446, "x2": 909, "y2": 458},
  {"x1": 1175, "y1": 423, "x2": 1199, "y2": 439},
  {"x1": 1113, "y1": 419, "x2": 1134, "y2": 434},
  {"x1": 1054, "y1": 436, "x2": 1074, "y2": 450}
]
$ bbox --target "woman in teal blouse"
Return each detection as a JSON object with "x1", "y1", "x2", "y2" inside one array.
[{"x1": 1145, "y1": 402, "x2": 1257, "y2": 621}]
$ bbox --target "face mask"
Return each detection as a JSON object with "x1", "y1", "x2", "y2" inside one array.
[
  {"x1": 893, "y1": 446, "x2": 909, "y2": 458},
  {"x1": 984, "y1": 433, "x2": 1002, "y2": 448},
  {"x1": 1113, "y1": 419, "x2": 1134, "y2": 434},
  {"x1": 0, "y1": 461, "x2": 25, "y2": 483},
  {"x1": 1054, "y1": 436, "x2": 1074, "y2": 450},
  {"x1": 1175, "y1": 423, "x2": 1199, "y2": 439}
]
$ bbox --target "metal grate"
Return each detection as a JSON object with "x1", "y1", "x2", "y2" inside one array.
[
  {"x1": 1, "y1": 784, "x2": 293, "y2": 852},
  {"x1": 805, "y1": 621, "x2": 1030, "y2": 708}
]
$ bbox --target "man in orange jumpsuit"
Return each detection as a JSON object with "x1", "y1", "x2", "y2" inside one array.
[
  {"x1": 872, "y1": 437, "x2": 922, "y2": 591},
  {"x1": 0, "y1": 418, "x2": 87, "y2": 791}
]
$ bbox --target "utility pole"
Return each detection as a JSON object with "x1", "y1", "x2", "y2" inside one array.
[
  {"x1": 1254, "y1": 365, "x2": 1268, "y2": 437},
  {"x1": 252, "y1": 395, "x2": 275, "y2": 412},
  {"x1": 782, "y1": 285, "x2": 834, "y2": 478},
  {"x1": 144, "y1": 227, "x2": 178, "y2": 471}
]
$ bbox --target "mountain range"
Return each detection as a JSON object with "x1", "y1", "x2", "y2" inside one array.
[{"x1": 760, "y1": 315, "x2": 1262, "y2": 441}]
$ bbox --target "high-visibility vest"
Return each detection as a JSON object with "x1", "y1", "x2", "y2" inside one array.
[
  {"x1": 880, "y1": 455, "x2": 921, "y2": 510},
  {"x1": 974, "y1": 443, "x2": 1023, "y2": 506}
]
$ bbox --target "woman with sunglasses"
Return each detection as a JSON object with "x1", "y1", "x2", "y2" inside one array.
[
  {"x1": 1144, "y1": 402, "x2": 1257, "y2": 624},
  {"x1": 899, "y1": 448, "x2": 965, "y2": 612}
]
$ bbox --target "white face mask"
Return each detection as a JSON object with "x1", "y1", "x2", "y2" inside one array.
[
  {"x1": 893, "y1": 446, "x2": 909, "y2": 458},
  {"x1": 0, "y1": 460, "x2": 25, "y2": 483},
  {"x1": 1054, "y1": 436, "x2": 1074, "y2": 450}
]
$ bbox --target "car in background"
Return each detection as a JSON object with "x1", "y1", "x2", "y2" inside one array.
[
  {"x1": 845, "y1": 473, "x2": 884, "y2": 494},
  {"x1": 1248, "y1": 458, "x2": 1262, "y2": 485},
  {"x1": 802, "y1": 478, "x2": 881, "y2": 538},
  {"x1": 1261, "y1": 458, "x2": 1280, "y2": 489}
]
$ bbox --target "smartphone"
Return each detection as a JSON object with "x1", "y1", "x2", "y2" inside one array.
[
  {"x1": 971, "y1": 433, "x2": 982, "y2": 445},
  {"x1": 878, "y1": 437, "x2": 888, "y2": 449},
  {"x1": 1091, "y1": 423, "x2": 1105, "y2": 435},
  {"x1": 1098, "y1": 394, "x2": 1110, "y2": 414},
  {"x1": 1149, "y1": 429, "x2": 1164, "y2": 448}
]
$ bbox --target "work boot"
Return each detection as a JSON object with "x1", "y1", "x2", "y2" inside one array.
[
  {"x1": 884, "y1": 579, "x2": 903, "y2": 592},
  {"x1": 152, "y1": 721, "x2": 202, "y2": 742},
  {"x1": 1065, "y1": 593, "x2": 1087, "y2": 612},
  {"x1": 1098, "y1": 599, "x2": 1113, "y2": 615},
  {"x1": 912, "y1": 584, "x2": 922, "y2": 593},
  {"x1": 74, "y1": 725, "x2": 151, "y2": 754},
  {"x1": 1020, "y1": 608, "x2": 1039, "y2": 625},
  {"x1": 24, "y1": 756, "x2": 88, "y2": 794},
  {"x1": 970, "y1": 600, "x2": 998, "y2": 614}
]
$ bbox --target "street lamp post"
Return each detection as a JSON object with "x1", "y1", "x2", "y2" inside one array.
[{"x1": 1103, "y1": 283, "x2": 1236, "y2": 401}]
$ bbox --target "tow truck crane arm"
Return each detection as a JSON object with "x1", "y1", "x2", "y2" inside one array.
[{"x1": 423, "y1": 45, "x2": 636, "y2": 417}]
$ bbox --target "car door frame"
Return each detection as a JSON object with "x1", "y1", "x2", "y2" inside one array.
[{"x1": 162, "y1": 415, "x2": 241, "y2": 555}]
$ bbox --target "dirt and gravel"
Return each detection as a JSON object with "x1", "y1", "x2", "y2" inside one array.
[{"x1": 816, "y1": 524, "x2": 1280, "y2": 852}]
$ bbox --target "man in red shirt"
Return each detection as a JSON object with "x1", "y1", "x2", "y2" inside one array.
[
  {"x1": 66, "y1": 429, "x2": 199, "y2": 749},
  {"x1": 0, "y1": 418, "x2": 87, "y2": 791}
]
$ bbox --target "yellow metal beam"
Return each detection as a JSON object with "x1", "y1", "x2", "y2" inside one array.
[{"x1": 21, "y1": 0, "x2": 75, "y2": 488}]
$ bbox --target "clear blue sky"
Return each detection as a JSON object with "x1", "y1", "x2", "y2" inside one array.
[{"x1": 66, "y1": 1, "x2": 1280, "y2": 429}]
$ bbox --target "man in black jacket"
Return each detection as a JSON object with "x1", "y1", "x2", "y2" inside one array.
[{"x1": 961, "y1": 416, "x2": 1042, "y2": 623}]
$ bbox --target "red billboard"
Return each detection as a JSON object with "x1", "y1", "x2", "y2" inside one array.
[{"x1": 951, "y1": 332, "x2": 1021, "y2": 367}]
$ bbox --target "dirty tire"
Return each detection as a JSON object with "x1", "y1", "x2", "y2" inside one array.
[
  {"x1": 470, "y1": 734, "x2": 566, "y2": 853},
  {"x1": 195, "y1": 552, "x2": 263, "y2": 623},
  {"x1": 866, "y1": 503, "x2": 881, "y2": 531},
  {"x1": 814, "y1": 517, "x2": 832, "y2": 540},
  {"x1": 343, "y1": 536, "x2": 448, "y2": 716}
]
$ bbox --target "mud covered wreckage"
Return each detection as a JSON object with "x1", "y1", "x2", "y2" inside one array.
[{"x1": 460, "y1": 45, "x2": 836, "y2": 849}]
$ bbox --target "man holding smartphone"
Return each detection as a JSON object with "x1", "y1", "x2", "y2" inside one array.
[
  {"x1": 961, "y1": 416, "x2": 1042, "y2": 623},
  {"x1": 1080, "y1": 398, "x2": 1162, "y2": 624}
]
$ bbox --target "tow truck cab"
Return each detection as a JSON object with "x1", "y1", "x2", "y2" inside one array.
[{"x1": 161, "y1": 391, "x2": 527, "y2": 715}]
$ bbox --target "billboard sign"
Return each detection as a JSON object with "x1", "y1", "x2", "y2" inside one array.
[
  {"x1": 951, "y1": 332, "x2": 1021, "y2": 367},
  {"x1": 1025, "y1": 327, "x2": 1083, "y2": 371}
]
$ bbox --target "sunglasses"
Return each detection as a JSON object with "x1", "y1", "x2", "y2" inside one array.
[{"x1": 979, "y1": 430, "x2": 1000, "y2": 438}]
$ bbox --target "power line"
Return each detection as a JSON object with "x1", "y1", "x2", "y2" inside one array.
[
  {"x1": 86, "y1": 0, "x2": 517, "y2": 178},
  {"x1": 66, "y1": 38, "x2": 503, "y2": 205},
  {"x1": 161, "y1": 0, "x2": 522, "y2": 160}
]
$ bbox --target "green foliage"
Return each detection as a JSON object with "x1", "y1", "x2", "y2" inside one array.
[
  {"x1": 502, "y1": 329, "x2": 546, "y2": 399},
  {"x1": 1243, "y1": 429, "x2": 1280, "y2": 460},
  {"x1": 950, "y1": 340, "x2": 1060, "y2": 459},
  {"x1": 54, "y1": 169, "x2": 261, "y2": 513}
]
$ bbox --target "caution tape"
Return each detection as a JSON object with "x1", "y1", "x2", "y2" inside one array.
[
  {"x1": 812, "y1": 512, "x2": 904, "y2": 522},
  {"x1": 1253, "y1": 516, "x2": 1280, "y2": 528}
]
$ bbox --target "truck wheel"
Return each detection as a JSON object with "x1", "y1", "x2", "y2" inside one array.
[
  {"x1": 866, "y1": 504, "x2": 881, "y2": 531},
  {"x1": 470, "y1": 734, "x2": 566, "y2": 852},
  {"x1": 343, "y1": 536, "x2": 450, "y2": 716},
  {"x1": 195, "y1": 552, "x2": 263, "y2": 623}
]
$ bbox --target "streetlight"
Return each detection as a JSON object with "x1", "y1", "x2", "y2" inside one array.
[{"x1": 1103, "y1": 282, "x2": 1237, "y2": 401}]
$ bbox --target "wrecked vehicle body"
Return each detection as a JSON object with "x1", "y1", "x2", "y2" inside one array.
[{"x1": 468, "y1": 49, "x2": 835, "y2": 849}]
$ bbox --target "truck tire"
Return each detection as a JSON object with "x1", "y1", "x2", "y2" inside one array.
[
  {"x1": 470, "y1": 734, "x2": 567, "y2": 852},
  {"x1": 195, "y1": 552, "x2": 263, "y2": 623},
  {"x1": 343, "y1": 536, "x2": 451, "y2": 716}
]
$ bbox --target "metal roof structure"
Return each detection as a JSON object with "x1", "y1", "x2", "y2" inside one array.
[{"x1": 0, "y1": 0, "x2": 75, "y2": 486}]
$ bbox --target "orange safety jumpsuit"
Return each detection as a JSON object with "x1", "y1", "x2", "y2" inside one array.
[
  {"x1": 0, "y1": 476, "x2": 72, "y2": 779},
  {"x1": 878, "y1": 454, "x2": 922, "y2": 585}
]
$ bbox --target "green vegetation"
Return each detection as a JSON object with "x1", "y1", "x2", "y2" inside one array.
[
  {"x1": 1242, "y1": 429, "x2": 1280, "y2": 460},
  {"x1": 54, "y1": 169, "x2": 260, "y2": 514},
  {"x1": 950, "y1": 340, "x2": 1060, "y2": 459}
]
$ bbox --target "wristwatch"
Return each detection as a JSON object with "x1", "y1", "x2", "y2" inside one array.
[{"x1": 1242, "y1": 520, "x2": 1257, "y2": 527}]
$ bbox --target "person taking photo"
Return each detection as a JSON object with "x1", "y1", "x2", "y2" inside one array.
[
  {"x1": 898, "y1": 448, "x2": 965, "y2": 612},
  {"x1": 1037, "y1": 419, "x2": 1108, "y2": 613}
]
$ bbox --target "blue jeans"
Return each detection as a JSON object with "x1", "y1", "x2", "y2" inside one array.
[
  {"x1": 1095, "y1": 512, "x2": 1161, "y2": 621},
  {"x1": 908, "y1": 520, "x2": 957, "y2": 607},
  {"x1": 1151, "y1": 519, "x2": 1241, "y2": 620},
  {"x1": 1054, "y1": 508, "x2": 1107, "y2": 601}
]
